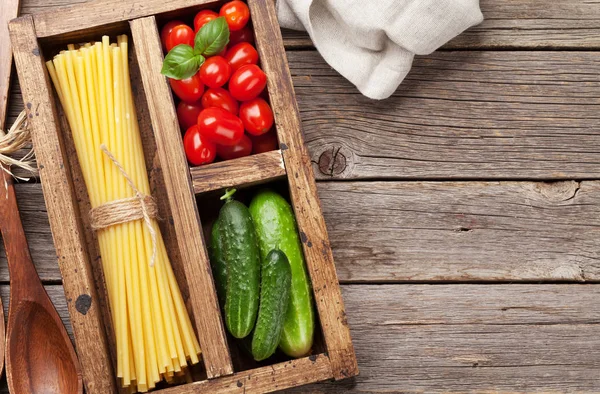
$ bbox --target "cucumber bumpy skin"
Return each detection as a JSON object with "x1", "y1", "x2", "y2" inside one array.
[
  {"x1": 220, "y1": 190, "x2": 261, "y2": 339},
  {"x1": 251, "y1": 249, "x2": 292, "y2": 361},
  {"x1": 249, "y1": 189, "x2": 315, "y2": 358},
  {"x1": 209, "y1": 218, "x2": 227, "y2": 307}
]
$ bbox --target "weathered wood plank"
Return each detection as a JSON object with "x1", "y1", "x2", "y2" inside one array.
[
  {"x1": 290, "y1": 284, "x2": 600, "y2": 393},
  {"x1": 0, "y1": 284, "x2": 597, "y2": 392},
  {"x1": 288, "y1": 51, "x2": 600, "y2": 180},
  {"x1": 12, "y1": 51, "x2": 598, "y2": 181},
  {"x1": 18, "y1": 0, "x2": 600, "y2": 48},
  {"x1": 321, "y1": 180, "x2": 600, "y2": 282},
  {"x1": 6, "y1": 180, "x2": 600, "y2": 283}
]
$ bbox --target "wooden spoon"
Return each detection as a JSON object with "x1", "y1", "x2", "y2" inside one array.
[
  {"x1": 0, "y1": 168, "x2": 83, "y2": 393},
  {"x1": 0, "y1": 0, "x2": 22, "y2": 379}
]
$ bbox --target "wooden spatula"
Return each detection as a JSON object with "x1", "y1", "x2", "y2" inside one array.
[{"x1": 0, "y1": 0, "x2": 22, "y2": 379}]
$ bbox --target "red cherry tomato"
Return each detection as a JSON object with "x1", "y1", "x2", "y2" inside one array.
[
  {"x1": 217, "y1": 44, "x2": 228, "y2": 57},
  {"x1": 197, "y1": 107, "x2": 244, "y2": 146},
  {"x1": 201, "y1": 87, "x2": 239, "y2": 115},
  {"x1": 170, "y1": 74, "x2": 204, "y2": 104},
  {"x1": 250, "y1": 130, "x2": 278, "y2": 154},
  {"x1": 216, "y1": 134, "x2": 252, "y2": 160},
  {"x1": 229, "y1": 64, "x2": 267, "y2": 101},
  {"x1": 225, "y1": 42, "x2": 259, "y2": 72},
  {"x1": 165, "y1": 24, "x2": 195, "y2": 52},
  {"x1": 194, "y1": 9, "x2": 219, "y2": 32},
  {"x1": 229, "y1": 25, "x2": 254, "y2": 46},
  {"x1": 219, "y1": 1, "x2": 250, "y2": 31},
  {"x1": 199, "y1": 56, "x2": 231, "y2": 89},
  {"x1": 184, "y1": 125, "x2": 217, "y2": 165},
  {"x1": 239, "y1": 98, "x2": 273, "y2": 136},
  {"x1": 161, "y1": 20, "x2": 185, "y2": 51},
  {"x1": 177, "y1": 101, "x2": 203, "y2": 131}
]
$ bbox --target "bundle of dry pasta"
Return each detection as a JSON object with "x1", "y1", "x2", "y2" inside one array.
[{"x1": 46, "y1": 35, "x2": 201, "y2": 392}]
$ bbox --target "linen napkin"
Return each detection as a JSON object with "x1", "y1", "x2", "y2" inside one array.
[{"x1": 276, "y1": 0, "x2": 484, "y2": 99}]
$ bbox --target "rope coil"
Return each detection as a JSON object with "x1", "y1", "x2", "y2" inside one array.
[{"x1": 90, "y1": 144, "x2": 158, "y2": 267}]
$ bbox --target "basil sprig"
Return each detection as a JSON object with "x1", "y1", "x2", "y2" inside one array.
[{"x1": 161, "y1": 17, "x2": 230, "y2": 80}]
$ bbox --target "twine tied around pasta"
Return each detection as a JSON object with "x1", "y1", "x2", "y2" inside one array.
[{"x1": 89, "y1": 144, "x2": 158, "y2": 267}]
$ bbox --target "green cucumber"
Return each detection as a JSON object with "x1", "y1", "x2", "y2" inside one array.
[
  {"x1": 249, "y1": 190, "x2": 315, "y2": 358},
  {"x1": 209, "y1": 218, "x2": 227, "y2": 307},
  {"x1": 251, "y1": 249, "x2": 292, "y2": 361},
  {"x1": 219, "y1": 189, "x2": 261, "y2": 339}
]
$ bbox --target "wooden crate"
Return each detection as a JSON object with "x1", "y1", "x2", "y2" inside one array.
[{"x1": 8, "y1": 0, "x2": 358, "y2": 392}]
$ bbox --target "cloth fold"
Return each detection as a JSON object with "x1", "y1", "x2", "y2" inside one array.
[{"x1": 277, "y1": 0, "x2": 483, "y2": 99}]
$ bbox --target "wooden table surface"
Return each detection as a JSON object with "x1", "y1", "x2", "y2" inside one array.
[{"x1": 3, "y1": 0, "x2": 600, "y2": 392}]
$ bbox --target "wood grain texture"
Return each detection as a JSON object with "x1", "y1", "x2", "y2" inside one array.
[
  {"x1": 6, "y1": 179, "x2": 600, "y2": 283},
  {"x1": 159, "y1": 355, "x2": 332, "y2": 394},
  {"x1": 288, "y1": 50, "x2": 600, "y2": 180},
  {"x1": 18, "y1": 0, "x2": 600, "y2": 48},
  {"x1": 130, "y1": 15, "x2": 233, "y2": 379},
  {"x1": 249, "y1": 0, "x2": 357, "y2": 380},
  {"x1": 289, "y1": 284, "x2": 600, "y2": 393},
  {"x1": 191, "y1": 150, "x2": 286, "y2": 194},
  {"x1": 320, "y1": 180, "x2": 600, "y2": 282},
  {"x1": 0, "y1": 0, "x2": 20, "y2": 128},
  {"x1": 8, "y1": 15, "x2": 115, "y2": 394},
  {"x1": 31, "y1": 0, "x2": 220, "y2": 38},
  {"x1": 0, "y1": 284, "x2": 598, "y2": 393}
]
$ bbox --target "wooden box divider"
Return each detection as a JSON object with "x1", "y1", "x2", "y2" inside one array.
[
  {"x1": 9, "y1": 0, "x2": 358, "y2": 392},
  {"x1": 191, "y1": 150, "x2": 287, "y2": 194}
]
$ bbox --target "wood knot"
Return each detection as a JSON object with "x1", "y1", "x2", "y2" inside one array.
[
  {"x1": 75, "y1": 294, "x2": 92, "y2": 315},
  {"x1": 318, "y1": 147, "x2": 346, "y2": 176}
]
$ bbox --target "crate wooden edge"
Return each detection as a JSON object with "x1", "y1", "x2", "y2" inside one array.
[
  {"x1": 32, "y1": 0, "x2": 220, "y2": 39},
  {"x1": 129, "y1": 16, "x2": 233, "y2": 379},
  {"x1": 8, "y1": 14, "x2": 117, "y2": 394},
  {"x1": 159, "y1": 354, "x2": 333, "y2": 394},
  {"x1": 191, "y1": 150, "x2": 286, "y2": 194},
  {"x1": 248, "y1": 0, "x2": 359, "y2": 380}
]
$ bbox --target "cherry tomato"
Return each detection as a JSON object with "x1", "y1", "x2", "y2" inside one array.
[
  {"x1": 170, "y1": 74, "x2": 204, "y2": 104},
  {"x1": 219, "y1": 1, "x2": 250, "y2": 31},
  {"x1": 216, "y1": 134, "x2": 252, "y2": 160},
  {"x1": 165, "y1": 24, "x2": 195, "y2": 52},
  {"x1": 225, "y1": 42, "x2": 259, "y2": 72},
  {"x1": 217, "y1": 44, "x2": 228, "y2": 57},
  {"x1": 239, "y1": 98, "x2": 273, "y2": 136},
  {"x1": 250, "y1": 130, "x2": 278, "y2": 154},
  {"x1": 194, "y1": 9, "x2": 219, "y2": 32},
  {"x1": 229, "y1": 25, "x2": 254, "y2": 46},
  {"x1": 177, "y1": 101, "x2": 203, "y2": 131},
  {"x1": 199, "y1": 56, "x2": 231, "y2": 89},
  {"x1": 161, "y1": 20, "x2": 186, "y2": 51},
  {"x1": 197, "y1": 107, "x2": 244, "y2": 146},
  {"x1": 184, "y1": 125, "x2": 217, "y2": 165},
  {"x1": 229, "y1": 64, "x2": 267, "y2": 101},
  {"x1": 201, "y1": 87, "x2": 239, "y2": 115}
]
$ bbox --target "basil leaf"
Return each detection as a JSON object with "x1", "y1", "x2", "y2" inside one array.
[
  {"x1": 194, "y1": 16, "x2": 230, "y2": 57},
  {"x1": 161, "y1": 44, "x2": 204, "y2": 80}
]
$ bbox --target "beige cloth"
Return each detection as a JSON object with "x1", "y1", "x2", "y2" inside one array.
[{"x1": 277, "y1": 0, "x2": 483, "y2": 99}]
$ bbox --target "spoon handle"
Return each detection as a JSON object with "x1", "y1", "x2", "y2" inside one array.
[{"x1": 0, "y1": 167, "x2": 44, "y2": 300}]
